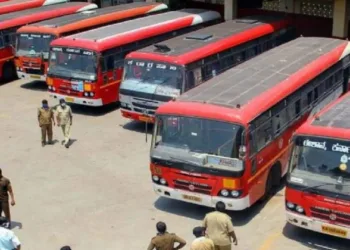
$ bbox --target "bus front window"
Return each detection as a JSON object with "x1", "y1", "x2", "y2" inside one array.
[
  {"x1": 122, "y1": 60, "x2": 184, "y2": 98},
  {"x1": 16, "y1": 33, "x2": 55, "y2": 59},
  {"x1": 289, "y1": 136, "x2": 350, "y2": 195},
  {"x1": 153, "y1": 115, "x2": 244, "y2": 158},
  {"x1": 49, "y1": 48, "x2": 97, "y2": 81}
]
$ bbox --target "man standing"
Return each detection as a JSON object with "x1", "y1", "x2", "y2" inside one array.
[
  {"x1": 0, "y1": 217, "x2": 20, "y2": 250},
  {"x1": 190, "y1": 226, "x2": 214, "y2": 250},
  {"x1": 147, "y1": 221, "x2": 186, "y2": 250},
  {"x1": 203, "y1": 202, "x2": 238, "y2": 250},
  {"x1": 56, "y1": 99, "x2": 73, "y2": 149},
  {"x1": 38, "y1": 99, "x2": 55, "y2": 147},
  {"x1": 0, "y1": 169, "x2": 15, "y2": 229}
]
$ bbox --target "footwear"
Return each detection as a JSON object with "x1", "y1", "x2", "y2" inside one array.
[
  {"x1": 47, "y1": 141, "x2": 53, "y2": 145},
  {"x1": 65, "y1": 144, "x2": 69, "y2": 149}
]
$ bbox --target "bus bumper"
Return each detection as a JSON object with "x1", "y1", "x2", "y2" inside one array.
[
  {"x1": 121, "y1": 109, "x2": 154, "y2": 123},
  {"x1": 50, "y1": 93, "x2": 103, "y2": 107},
  {"x1": 153, "y1": 184, "x2": 250, "y2": 211},
  {"x1": 286, "y1": 211, "x2": 350, "y2": 239},
  {"x1": 17, "y1": 71, "x2": 46, "y2": 81}
]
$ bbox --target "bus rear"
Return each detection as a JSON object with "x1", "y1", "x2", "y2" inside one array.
[
  {"x1": 149, "y1": 37, "x2": 350, "y2": 211},
  {"x1": 286, "y1": 92, "x2": 350, "y2": 239},
  {"x1": 47, "y1": 9, "x2": 221, "y2": 107},
  {"x1": 120, "y1": 16, "x2": 294, "y2": 123},
  {"x1": 15, "y1": 2, "x2": 168, "y2": 81}
]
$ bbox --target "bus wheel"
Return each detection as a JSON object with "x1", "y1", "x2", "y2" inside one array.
[
  {"x1": 261, "y1": 170, "x2": 273, "y2": 202},
  {"x1": 2, "y1": 62, "x2": 16, "y2": 83}
]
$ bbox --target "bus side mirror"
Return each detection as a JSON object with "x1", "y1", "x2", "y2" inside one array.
[{"x1": 239, "y1": 145, "x2": 247, "y2": 160}]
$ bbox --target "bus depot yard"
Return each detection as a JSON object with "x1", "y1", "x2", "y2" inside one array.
[{"x1": 0, "y1": 77, "x2": 349, "y2": 250}]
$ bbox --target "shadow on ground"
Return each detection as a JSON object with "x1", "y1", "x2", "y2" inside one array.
[
  {"x1": 283, "y1": 223, "x2": 349, "y2": 250},
  {"x1": 122, "y1": 120, "x2": 154, "y2": 135},
  {"x1": 52, "y1": 103, "x2": 119, "y2": 117},
  {"x1": 154, "y1": 179, "x2": 286, "y2": 226},
  {"x1": 11, "y1": 221, "x2": 23, "y2": 230},
  {"x1": 20, "y1": 80, "x2": 47, "y2": 92}
]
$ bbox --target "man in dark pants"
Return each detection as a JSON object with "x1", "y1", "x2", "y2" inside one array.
[
  {"x1": 147, "y1": 221, "x2": 186, "y2": 250},
  {"x1": 0, "y1": 169, "x2": 15, "y2": 229},
  {"x1": 38, "y1": 99, "x2": 55, "y2": 147}
]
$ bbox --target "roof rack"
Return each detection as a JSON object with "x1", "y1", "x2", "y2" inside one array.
[
  {"x1": 185, "y1": 34, "x2": 213, "y2": 41},
  {"x1": 154, "y1": 44, "x2": 171, "y2": 53}
]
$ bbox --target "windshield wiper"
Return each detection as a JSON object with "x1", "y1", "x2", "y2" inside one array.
[
  {"x1": 169, "y1": 156, "x2": 202, "y2": 167},
  {"x1": 301, "y1": 183, "x2": 350, "y2": 193}
]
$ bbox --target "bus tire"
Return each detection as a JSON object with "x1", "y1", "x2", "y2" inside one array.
[
  {"x1": 2, "y1": 62, "x2": 16, "y2": 83},
  {"x1": 272, "y1": 163, "x2": 282, "y2": 188},
  {"x1": 261, "y1": 163, "x2": 281, "y2": 201},
  {"x1": 261, "y1": 170, "x2": 273, "y2": 201}
]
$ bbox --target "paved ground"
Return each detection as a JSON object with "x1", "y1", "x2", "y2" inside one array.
[{"x1": 0, "y1": 78, "x2": 349, "y2": 250}]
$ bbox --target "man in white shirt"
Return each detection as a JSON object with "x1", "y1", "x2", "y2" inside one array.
[{"x1": 0, "y1": 217, "x2": 20, "y2": 250}]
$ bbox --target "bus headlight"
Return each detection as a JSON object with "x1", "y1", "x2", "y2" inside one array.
[
  {"x1": 220, "y1": 189, "x2": 229, "y2": 197},
  {"x1": 286, "y1": 202, "x2": 295, "y2": 209},
  {"x1": 296, "y1": 205, "x2": 304, "y2": 214},
  {"x1": 231, "y1": 190, "x2": 240, "y2": 198},
  {"x1": 152, "y1": 175, "x2": 159, "y2": 182},
  {"x1": 90, "y1": 92, "x2": 94, "y2": 97},
  {"x1": 48, "y1": 86, "x2": 52, "y2": 90},
  {"x1": 160, "y1": 178, "x2": 167, "y2": 185},
  {"x1": 84, "y1": 92, "x2": 89, "y2": 97},
  {"x1": 52, "y1": 87, "x2": 56, "y2": 91}
]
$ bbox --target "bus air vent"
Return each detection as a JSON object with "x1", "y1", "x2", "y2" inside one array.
[
  {"x1": 82, "y1": 10, "x2": 96, "y2": 15},
  {"x1": 236, "y1": 19, "x2": 259, "y2": 24},
  {"x1": 154, "y1": 44, "x2": 171, "y2": 53},
  {"x1": 185, "y1": 34, "x2": 213, "y2": 41}
]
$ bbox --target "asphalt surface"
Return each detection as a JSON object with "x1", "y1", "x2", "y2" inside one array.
[{"x1": 0, "y1": 78, "x2": 349, "y2": 250}]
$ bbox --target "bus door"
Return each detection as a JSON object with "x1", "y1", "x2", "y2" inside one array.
[{"x1": 101, "y1": 53, "x2": 124, "y2": 102}]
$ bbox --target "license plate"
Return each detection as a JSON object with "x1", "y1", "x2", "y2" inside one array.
[
  {"x1": 65, "y1": 97, "x2": 74, "y2": 103},
  {"x1": 182, "y1": 194, "x2": 202, "y2": 202},
  {"x1": 139, "y1": 115, "x2": 153, "y2": 123},
  {"x1": 30, "y1": 75, "x2": 40, "y2": 79},
  {"x1": 322, "y1": 225, "x2": 347, "y2": 238}
]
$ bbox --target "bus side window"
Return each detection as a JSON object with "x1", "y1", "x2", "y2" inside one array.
[
  {"x1": 100, "y1": 57, "x2": 106, "y2": 72},
  {"x1": 185, "y1": 70, "x2": 195, "y2": 91},
  {"x1": 106, "y1": 55, "x2": 114, "y2": 71},
  {"x1": 255, "y1": 119, "x2": 272, "y2": 151}
]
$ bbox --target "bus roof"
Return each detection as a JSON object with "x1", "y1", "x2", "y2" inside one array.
[
  {"x1": 50, "y1": 9, "x2": 221, "y2": 52},
  {"x1": 0, "y1": 2, "x2": 97, "y2": 30},
  {"x1": 17, "y1": 2, "x2": 168, "y2": 36},
  {"x1": 296, "y1": 92, "x2": 350, "y2": 140},
  {"x1": 0, "y1": 0, "x2": 68, "y2": 15},
  {"x1": 158, "y1": 37, "x2": 350, "y2": 124},
  {"x1": 126, "y1": 15, "x2": 290, "y2": 65}
]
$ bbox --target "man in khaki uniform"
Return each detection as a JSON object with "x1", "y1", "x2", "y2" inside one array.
[
  {"x1": 38, "y1": 99, "x2": 55, "y2": 147},
  {"x1": 190, "y1": 226, "x2": 214, "y2": 250},
  {"x1": 147, "y1": 221, "x2": 186, "y2": 250},
  {"x1": 0, "y1": 169, "x2": 15, "y2": 229},
  {"x1": 56, "y1": 99, "x2": 73, "y2": 149},
  {"x1": 203, "y1": 202, "x2": 238, "y2": 250}
]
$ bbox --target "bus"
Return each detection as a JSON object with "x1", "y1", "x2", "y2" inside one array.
[
  {"x1": 0, "y1": 2, "x2": 97, "y2": 82},
  {"x1": 0, "y1": 0, "x2": 69, "y2": 15},
  {"x1": 15, "y1": 2, "x2": 168, "y2": 82},
  {"x1": 47, "y1": 9, "x2": 221, "y2": 107},
  {"x1": 120, "y1": 15, "x2": 295, "y2": 123},
  {"x1": 149, "y1": 37, "x2": 350, "y2": 211},
  {"x1": 286, "y1": 91, "x2": 350, "y2": 239}
]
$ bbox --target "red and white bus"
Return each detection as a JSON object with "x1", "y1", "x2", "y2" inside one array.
[
  {"x1": 15, "y1": 2, "x2": 168, "y2": 81},
  {"x1": 47, "y1": 9, "x2": 221, "y2": 106},
  {"x1": 0, "y1": 0, "x2": 69, "y2": 15},
  {"x1": 119, "y1": 16, "x2": 295, "y2": 123},
  {"x1": 149, "y1": 37, "x2": 350, "y2": 211},
  {"x1": 286, "y1": 90, "x2": 350, "y2": 239},
  {"x1": 0, "y1": 2, "x2": 97, "y2": 82}
]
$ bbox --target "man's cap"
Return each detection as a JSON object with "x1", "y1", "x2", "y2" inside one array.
[
  {"x1": 59, "y1": 99, "x2": 66, "y2": 104},
  {"x1": 60, "y1": 246, "x2": 72, "y2": 250}
]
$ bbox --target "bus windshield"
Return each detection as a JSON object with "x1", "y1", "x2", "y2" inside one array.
[
  {"x1": 153, "y1": 115, "x2": 244, "y2": 158},
  {"x1": 49, "y1": 47, "x2": 97, "y2": 81},
  {"x1": 123, "y1": 59, "x2": 184, "y2": 97},
  {"x1": 289, "y1": 136, "x2": 350, "y2": 195},
  {"x1": 16, "y1": 33, "x2": 56, "y2": 59}
]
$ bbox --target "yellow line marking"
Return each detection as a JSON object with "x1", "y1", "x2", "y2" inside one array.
[{"x1": 258, "y1": 232, "x2": 282, "y2": 250}]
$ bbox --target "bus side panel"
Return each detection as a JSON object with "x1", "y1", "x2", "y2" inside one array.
[
  {"x1": 0, "y1": 47, "x2": 14, "y2": 78},
  {"x1": 101, "y1": 67, "x2": 123, "y2": 105}
]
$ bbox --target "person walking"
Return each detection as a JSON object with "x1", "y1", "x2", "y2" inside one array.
[
  {"x1": 56, "y1": 99, "x2": 73, "y2": 149},
  {"x1": 147, "y1": 221, "x2": 186, "y2": 250},
  {"x1": 0, "y1": 169, "x2": 15, "y2": 229},
  {"x1": 38, "y1": 99, "x2": 55, "y2": 147},
  {"x1": 0, "y1": 217, "x2": 20, "y2": 250},
  {"x1": 203, "y1": 202, "x2": 238, "y2": 250},
  {"x1": 190, "y1": 226, "x2": 215, "y2": 250}
]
